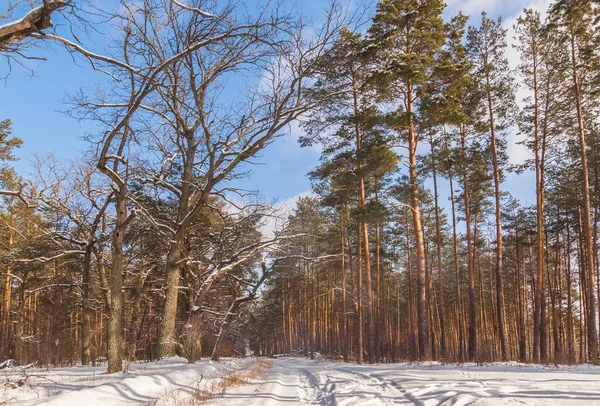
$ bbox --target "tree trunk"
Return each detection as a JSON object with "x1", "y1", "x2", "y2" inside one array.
[
  {"x1": 447, "y1": 146, "x2": 465, "y2": 362},
  {"x1": 485, "y1": 69, "x2": 508, "y2": 361},
  {"x1": 107, "y1": 193, "x2": 127, "y2": 373},
  {"x1": 515, "y1": 225, "x2": 527, "y2": 362},
  {"x1": 429, "y1": 132, "x2": 445, "y2": 359},
  {"x1": 128, "y1": 268, "x2": 149, "y2": 360},
  {"x1": 356, "y1": 224, "x2": 364, "y2": 364},
  {"x1": 81, "y1": 245, "x2": 93, "y2": 366},
  {"x1": 566, "y1": 216, "x2": 575, "y2": 363},
  {"x1": 570, "y1": 32, "x2": 598, "y2": 361},
  {"x1": 13, "y1": 271, "x2": 27, "y2": 366},
  {"x1": 158, "y1": 129, "x2": 198, "y2": 359},
  {"x1": 407, "y1": 87, "x2": 430, "y2": 360},
  {"x1": 351, "y1": 68, "x2": 374, "y2": 364},
  {"x1": 158, "y1": 245, "x2": 183, "y2": 358},
  {"x1": 341, "y1": 212, "x2": 348, "y2": 362},
  {"x1": 532, "y1": 39, "x2": 546, "y2": 364},
  {"x1": 406, "y1": 212, "x2": 417, "y2": 360},
  {"x1": 2, "y1": 225, "x2": 13, "y2": 356},
  {"x1": 460, "y1": 125, "x2": 477, "y2": 361}
]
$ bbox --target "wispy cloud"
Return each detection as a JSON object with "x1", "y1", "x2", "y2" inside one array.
[
  {"x1": 278, "y1": 119, "x2": 322, "y2": 155},
  {"x1": 446, "y1": 0, "x2": 503, "y2": 16},
  {"x1": 260, "y1": 190, "x2": 313, "y2": 238}
]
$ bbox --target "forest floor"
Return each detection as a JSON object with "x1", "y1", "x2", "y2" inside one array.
[{"x1": 1, "y1": 356, "x2": 600, "y2": 405}]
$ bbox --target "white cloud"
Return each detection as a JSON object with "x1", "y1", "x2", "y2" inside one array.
[
  {"x1": 260, "y1": 191, "x2": 313, "y2": 238},
  {"x1": 278, "y1": 119, "x2": 322, "y2": 155},
  {"x1": 446, "y1": 0, "x2": 502, "y2": 16},
  {"x1": 506, "y1": 129, "x2": 532, "y2": 167},
  {"x1": 445, "y1": 0, "x2": 553, "y2": 27}
]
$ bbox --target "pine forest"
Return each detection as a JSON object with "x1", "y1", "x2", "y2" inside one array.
[{"x1": 1, "y1": 0, "x2": 600, "y2": 377}]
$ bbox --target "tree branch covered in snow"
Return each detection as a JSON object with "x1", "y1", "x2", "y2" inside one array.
[{"x1": 0, "y1": 0, "x2": 68, "y2": 49}]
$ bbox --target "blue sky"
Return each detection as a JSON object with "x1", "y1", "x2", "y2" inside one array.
[{"x1": 0, "y1": 0, "x2": 552, "y2": 209}]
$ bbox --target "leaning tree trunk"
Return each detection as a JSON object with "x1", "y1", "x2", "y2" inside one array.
[{"x1": 211, "y1": 297, "x2": 251, "y2": 361}]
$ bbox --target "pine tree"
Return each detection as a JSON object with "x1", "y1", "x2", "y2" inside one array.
[
  {"x1": 0, "y1": 119, "x2": 22, "y2": 359},
  {"x1": 426, "y1": 12, "x2": 478, "y2": 361},
  {"x1": 368, "y1": 0, "x2": 447, "y2": 360},
  {"x1": 549, "y1": 0, "x2": 600, "y2": 362},
  {"x1": 303, "y1": 28, "x2": 385, "y2": 363},
  {"x1": 467, "y1": 13, "x2": 515, "y2": 361},
  {"x1": 515, "y1": 9, "x2": 565, "y2": 363}
]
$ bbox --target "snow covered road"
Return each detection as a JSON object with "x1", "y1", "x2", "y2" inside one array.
[
  {"x1": 220, "y1": 357, "x2": 600, "y2": 405},
  {"x1": 3, "y1": 357, "x2": 600, "y2": 405}
]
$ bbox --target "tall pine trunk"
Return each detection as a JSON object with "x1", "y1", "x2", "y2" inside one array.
[
  {"x1": 352, "y1": 68, "x2": 374, "y2": 364},
  {"x1": 460, "y1": 125, "x2": 477, "y2": 361},
  {"x1": 532, "y1": 37, "x2": 547, "y2": 364},
  {"x1": 429, "y1": 132, "x2": 446, "y2": 359},
  {"x1": 341, "y1": 212, "x2": 348, "y2": 362},
  {"x1": 570, "y1": 31, "x2": 598, "y2": 361},
  {"x1": 448, "y1": 156, "x2": 465, "y2": 362},
  {"x1": 407, "y1": 87, "x2": 430, "y2": 360},
  {"x1": 485, "y1": 68, "x2": 508, "y2": 361}
]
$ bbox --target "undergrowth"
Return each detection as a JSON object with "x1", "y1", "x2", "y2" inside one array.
[{"x1": 153, "y1": 358, "x2": 273, "y2": 405}]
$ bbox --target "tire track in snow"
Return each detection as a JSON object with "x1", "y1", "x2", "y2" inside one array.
[
  {"x1": 458, "y1": 369, "x2": 502, "y2": 399},
  {"x1": 362, "y1": 368, "x2": 474, "y2": 406},
  {"x1": 367, "y1": 371, "x2": 425, "y2": 406},
  {"x1": 320, "y1": 366, "x2": 418, "y2": 405},
  {"x1": 297, "y1": 368, "x2": 323, "y2": 405},
  {"x1": 298, "y1": 368, "x2": 339, "y2": 406}
]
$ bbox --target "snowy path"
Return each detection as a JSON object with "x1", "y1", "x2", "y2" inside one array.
[
  {"x1": 218, "y1": 357, "x2": 600, "y2": 405},
  {"x1": 3, "y1": 357, "x2": 600, "y2": 405}
]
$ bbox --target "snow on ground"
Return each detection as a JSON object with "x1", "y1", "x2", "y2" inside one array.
[
  {"x1": 0, "y1": 356, "x2": 254, "y2": 405},
  {"x1": 220, "y1": 358, "x2": 600, "y2": 405},
  {"x1": 2, "y1": 356, "x2": 600, "y2": 405}
]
